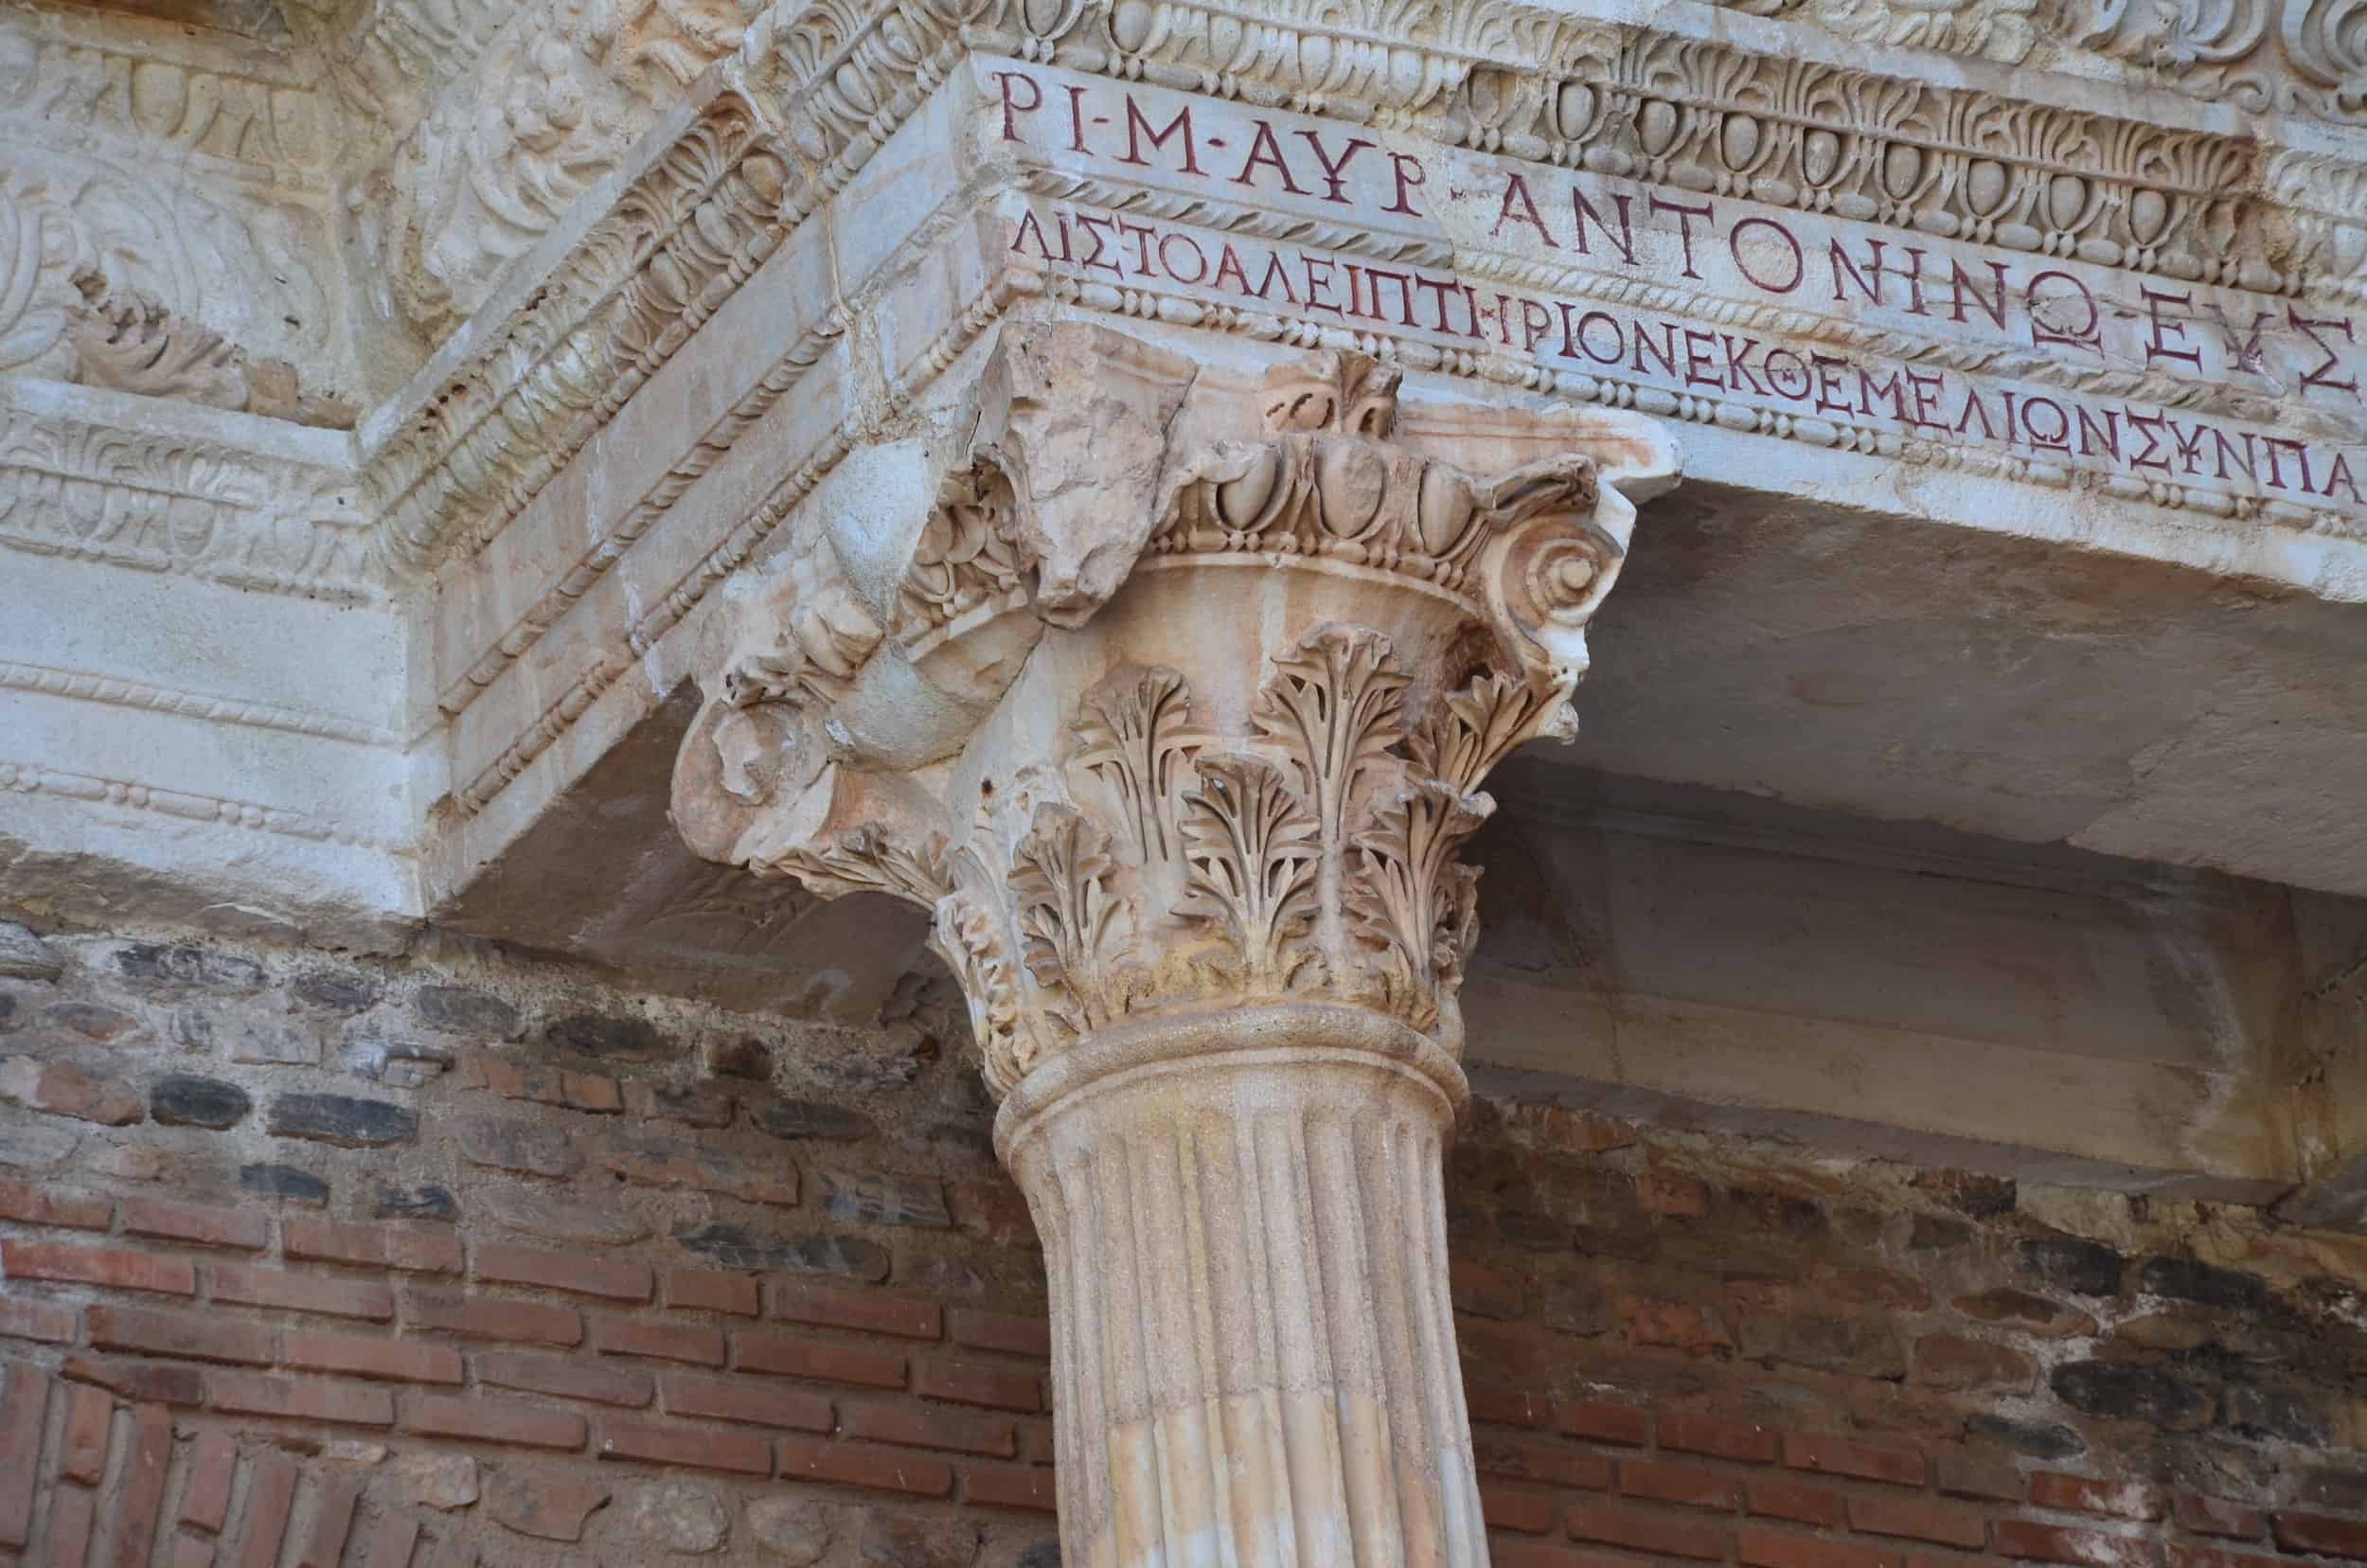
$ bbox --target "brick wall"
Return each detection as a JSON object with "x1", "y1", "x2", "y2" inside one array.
[{"x1": 4, "y1": 917, "x2": 2367, "y2": 1565}]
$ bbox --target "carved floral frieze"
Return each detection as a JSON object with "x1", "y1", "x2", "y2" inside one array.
[
  {"x1": 0, "y1": 150, "x2": 352, "y2": 424},
  {"x1": 2059, "y1": 0, "x2": 2367, "y2": 120},
  {"x1": 363, "y1": 90, "x2": 792, "y2": 579},
  {"x1": 379, "y1": 0, "x2": 767, "y2": 335},
  {"x1": 671, "y1": 323, "x2": 1679, "y2": 1094},
  {"x1": 1719, "y1": 0, "x2": 2367, "y2": 125},
  {"x1": 1718, "y1": 0, "x2": 2040, "y2": 63},
  {"x1": 0, "y1": 405, "x2": 378, "y2": 601},
  {"x1": 0, "y1": 11, "x2": 331, "y2": 176}
]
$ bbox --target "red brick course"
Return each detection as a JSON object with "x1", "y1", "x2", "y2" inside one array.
[
  {"x1": 665, "y1": 1268, "x2": 762, "y2": 1317},
  {"x1": 284, "y1": 1218, "x2": 462, "y2": 1275},
  {"x1": 122, "y1": 1195, "x2": 270, "y2": 1251},
  {"x1": 1848, "y1": 1494, "x2": 1990, "y2": 1548},
  {"x1": 0, "y1": 1294, "x2": 77, "y2": 1344},
  {"x1": 0, "y1": 1177, "x2": 112, "y2": 1230},
  {"x1": 477, "y1": 1349, "x2": 655, "y2": 1407},
  {"x1": 663, "y1": 1370, "x2": 835, "y2": 1432},
  {"x1": 914, "y1": 1358, "x2": 1042, "y2": 1411},
  {"x1": 180, "y1": 1430, "x2": 238, "y2": 1532},
  {"x1": 1560, "y1": 1400, "x2": 1652, "y2": 1447},
  {"x1": 1567, "y1": 1501, "x2": 1729, "y2": 1559},
  {"x1": 771, "y1": 1282, "x2": 942, "y2": 1339},
  {"x1": 1620, "y1": 1458, "x2": 1740, "y2": 1510},
  {"x1": 211, "y1": 1371, "x2": 397, "y2": 1427},
  {"x1": 1661, "y1": 1413, "x2": 1779, "y2": 1464},
  {"x1": 1786, "y1": 1434, "x2": 1928, "y2": 1488},
  {"x1": 90, "y1": 1304, "x2": 274, "y2": 1364},
  {"x1": 3, "y1": 1239, "x2": 196, "y2": 1295},
  {"x1": 589, "y1": 1312, "x2": 726, "y2": 1365},
  {"x1": 965, "y1": 1462, "x2": 1059, "y2": 1512},
  {"x1": 2034, "y1": 1472, "x2": 2167, "y2": 1522},
  {"x1": 599, "y1": 1418, "x2": 774, "y2": 1474},
  {"x1": 212, "y1": 1264, "x2": 395, "y2": 1321},
  {"x1": 405, "y1": 1393, "x2": 588, "y2": 1450},
  {"x1": 735, "y1": 1330, "x2": 907, "y2": 1388},
  {"x1": 777, "y1": 1434, "x2": 954, "y2": 1496},
  {"x1": 476, "y1": 1243, "x2": 652, "y2": 1301},
  {"x1": 947, "y1": 1307, "x2": 1052, "y2": 1358},
  {"x1": 841, "y1": 1399, "x2": 1018, "y2": 1457},
  {"x1": 2273, "y1": 1513, "x2": 2367, "y2": 1559},
  {"x1": 406, "y1": 1292, "x2": 583, "y2": 1345},
  {"x1": 2179, "y1": 1496, "x2": 2268, "y2": 1541},
  {"x1": 282, "y1": 1328, "x2": 464, "y2": 1384},
  {"x1": 62, "y1": 1383, "x2": 111, "y2": 1484}
]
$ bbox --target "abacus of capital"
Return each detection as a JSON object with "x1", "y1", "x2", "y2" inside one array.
[{"x1": 670, "y1": 322, "x2": 1681, "y2": 1565}]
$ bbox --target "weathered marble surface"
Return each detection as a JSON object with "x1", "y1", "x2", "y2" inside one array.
[{"x1": 3, "y1": 0, "x2": 2367, "y2": 1200}]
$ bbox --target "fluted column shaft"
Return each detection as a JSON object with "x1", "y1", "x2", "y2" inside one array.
[{"x1": 997, "y1": 1007, "x2": 1485, "y2": 1568}]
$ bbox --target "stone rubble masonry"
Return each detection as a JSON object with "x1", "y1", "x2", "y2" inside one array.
[{"x1": 5, "y1": 919, "x2": 2367, "y2": 1561}]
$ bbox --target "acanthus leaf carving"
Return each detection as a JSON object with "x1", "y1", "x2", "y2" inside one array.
[
  {"x1": 1348, "y1": 777, "x2": 1496, "y2": 1032},
  {"x1": 936, "y1": 885, "x2": 1026, "y2": 1095},
  {"x1": 766, "y1": 822, "x2": 951, "y2": 904},
  {"x1": 0, "y1": 170, "x2": 352, "y2": 428},
  {"x1": 382, "y1": 0, "x2": 770, "y2": 338},
  {"x1": 2056, "y1": 0, "x2": 2367, "y2": 122},
  {"x1": 65, "y1": 268, "x2": 249, "y2": 413},
  {"x1": 1006, "y1": 802, "x2": 1124, "y2": 1038},
  {"x1": 1177, "y1": 752, "x2": 1321, "y2": 991},
  {"x1": 1253, "y1": 625, "x2": 1409, "y2": 838},
  {"x1": 1717, "y1": 0, "x2": 2039, "y2": 62},
  {"x1": 1717, "y1": 0, "x2": 2367, "y2": 124},
  {"x1": 1073, "y1": 667, "x2": 1200, "y2": 866},
  {"x1": 722, "y1": 533, "x2": 884, "y2": 713},
  {"x1": 1409, "y1": 669, "x2": 1568, "y2": 798},
  {"x1": 895, "y1": 466, "x2": 1029, "y2": 654}
]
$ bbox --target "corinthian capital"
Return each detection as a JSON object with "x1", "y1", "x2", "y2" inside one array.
[
  {"x1": 674, "y1": 322, "x2": 1679, "y2": 1096},
  {"x1": 676, "y1": 322, "x2": 1676, "y2": 1563}
]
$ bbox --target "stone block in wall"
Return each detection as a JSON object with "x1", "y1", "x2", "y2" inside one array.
[
  {"x1": 240, "y1": 1163, "x2": 329, "y2": 1203},
  {"x1": 0, "y1": 922, "x2": 64, "y2": 981},
  {"x1": 818, "y1": 1169, "x2": 951, "y2": 1229},
  {"x1": 0, "y1": 1056, "x2": 141, "y2": 1124},
  {"x1": 412, "y1": 986, "x2": 522, "y2": 1039},
  {"x1": 151, "y1": 1076, "x2": 252, "y2": 1129},
  {"x1": 113, "y1": 942, "x2": 264, "y2": 995},
  {"x1": 264, "y1": 1093, "x2": 416, "y2": 1146}
]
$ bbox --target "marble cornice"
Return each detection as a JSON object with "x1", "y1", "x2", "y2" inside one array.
[
  {"x1": 357, "y1": 80, "x2": 792, "y2": 584},
  {"x1": 0, "y1": 2, "x2": 332, "y2": 187},
  {"x1": 338, "y1": 0, "x2": 2367, "y2": 597},
  {"x1": 9, "y1": 0, "x2": 2364, "y2": 623},
  {"x1": 0, "y1": 379, "x2": 377, "y2": 603}
]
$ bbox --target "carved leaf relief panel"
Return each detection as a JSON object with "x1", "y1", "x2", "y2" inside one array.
[{"x1": 0, "y1": 156, "x2": 350, "y2": 422}]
